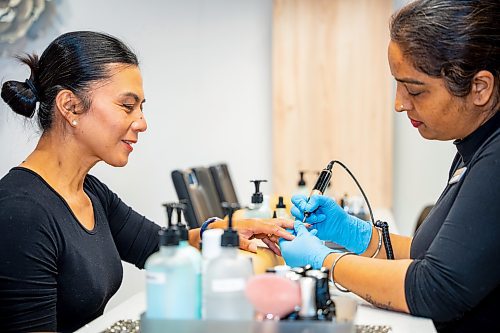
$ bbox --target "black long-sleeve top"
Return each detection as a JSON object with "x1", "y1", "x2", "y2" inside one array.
[
  {"x1": 0, "y1": 169, "x2": 161, "y2": 332},
  {"x1": 405, "y1": 110, "x2": 500, "y2": 332}
]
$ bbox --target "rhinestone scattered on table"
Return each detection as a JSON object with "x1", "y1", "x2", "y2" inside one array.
[{"x1": 102, "y1": 319, "x2": 140, "y2": 333}]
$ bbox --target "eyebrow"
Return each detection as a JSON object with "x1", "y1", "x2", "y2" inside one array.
[
  {"x1": 120, "y1": 92, "x2": 146, "y2": 104},
  {"x1": 395, "y1": 77, "x2": 425, "y2": 85}
]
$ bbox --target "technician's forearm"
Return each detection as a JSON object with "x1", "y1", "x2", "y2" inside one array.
[
  {"x1": 324, "y1": 253, "x2": 411, "y2": 313},
  {"x1": 361, "y1": 226, "x2": 412, "y2": 259}
]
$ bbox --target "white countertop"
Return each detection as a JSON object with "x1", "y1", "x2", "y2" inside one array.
[
  {"x1": 75, "y1": 291, "x2": 436, "y2": 333},
  {"x1": 356, "y1": 304, "x2": 435, "y2": 332}
]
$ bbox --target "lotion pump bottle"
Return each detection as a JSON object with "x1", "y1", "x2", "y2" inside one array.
[
  {"x1": 204, "y1": 202, "x2": 254, "y2": 320},
  {"x1": 145, "y1": 203, "x2": 198, "y2": 319},
  {"x1": 245, "y1": 180, "x2": 272, "y2": 219},
  {"x1": 275, "y1": 196, "x2": 290, "y2": 219},
  {"x1": 201, "y1": 228, "x2": 224, "y2": 319},
  {"x1": 295, "y1": 171, "x2": 309, "y2": 197},
  {"x1": 174, "y1": 203, "x2": 202, "y2": 318}
]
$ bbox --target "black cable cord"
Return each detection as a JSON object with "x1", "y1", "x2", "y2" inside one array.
[
  {"x1": 329, "y1": 160, "x2": 394, "y2": 259},
  {"x1": 329, "y1": 160, "x2": 374, "y2": 225},
  {"x1": 375, "y1": 220, "x2": 394, "y2": 260}
]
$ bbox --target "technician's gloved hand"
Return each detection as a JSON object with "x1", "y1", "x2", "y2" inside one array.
[
  {"x1": 279, "y1": 220, "x2": 335, "y2": 269},
  {"x1": 291, "y1": 194, "x2": 372, "y2": 254}
]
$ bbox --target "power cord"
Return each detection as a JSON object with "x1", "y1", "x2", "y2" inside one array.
[{"x1": 329, "y1": 160, "x2": 394, "y2": 260}]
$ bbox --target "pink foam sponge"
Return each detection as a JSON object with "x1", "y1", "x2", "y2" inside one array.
[{"x1": 245, "y1": 273, "x2": 302, "y2": 318}]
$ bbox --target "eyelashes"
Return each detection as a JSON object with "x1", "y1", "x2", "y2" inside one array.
[
  {"x1": 405, "y1": 85, "x2": 423, "y2": 97},
  {"x1": 122, "y1": 104, "x2": 145, "y2": 113}
]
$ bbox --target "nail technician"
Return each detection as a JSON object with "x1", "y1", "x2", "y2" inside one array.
[
  {"x1": 0, "y1": 31, "x2": 294, "y2": 333},
  {"x1": 280, "y1": 0, "x2": 500, "y2": 332}
]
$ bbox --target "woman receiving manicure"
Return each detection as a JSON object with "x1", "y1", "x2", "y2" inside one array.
[{"x1": 0, "y1": 31, "x2": 293, "y2": 332}]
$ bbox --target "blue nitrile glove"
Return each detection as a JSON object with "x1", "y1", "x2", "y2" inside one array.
[
  {"x1": 291, "y1": 194, "x2": 372, "y2": 254},
  {"x1": 279, "y1": 220, "x2": 335, "y2": 269}
]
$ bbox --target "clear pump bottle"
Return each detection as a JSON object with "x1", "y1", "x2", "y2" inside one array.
[
  {"x1": 145, "y1": 203, "x2": 198, "y2": 319},
  {"x1": 275, "y1": 196, "x2": 290, "y2": 220},
  {"x1": 174, "y1": 203, "x2": 202, "y2": 319},
  {"x1": 245, "y1": 180, "x2": 272, "y2": 219},
  {"x1": 204, "y1": 203, "x2": 254, "y2": 320},
  {"x1": 295, "y1": 171, "x2": 309, "y2": 197},
  {"x1": 201, "y1": 228, "x2": 224, "y2": 319}
]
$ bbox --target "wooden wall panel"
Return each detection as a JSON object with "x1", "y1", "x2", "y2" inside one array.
[{"x1": 272, "y1": 0, "x2": 394, "y2": 208}]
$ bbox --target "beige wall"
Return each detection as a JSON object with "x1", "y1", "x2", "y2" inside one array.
[{"x1": 273, "y1": 0, "x2": 394, "y2": 208}]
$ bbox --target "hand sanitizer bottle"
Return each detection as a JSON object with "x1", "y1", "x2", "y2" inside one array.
[
  {"x1": 145, "y1": 203, "x2": 198, "y2": 319},
  {"x1": 275, "y1": 196, "x2": 290, "y2": 220},
  {"x1": 295, "y1": 171, "x2": 309, "y2": 197},
  {"x1": 174, "y1": 203, "x2": 202, "y2": 319},
  {"x1": 201, "y1": 228, "x2": 224, "y2": 319},
  {"x1": 204, "y1": 203, "x2": 254, "y2": 320},
  {"x1": 245, "y1": 180, "x2": 272, "y2": 219}
]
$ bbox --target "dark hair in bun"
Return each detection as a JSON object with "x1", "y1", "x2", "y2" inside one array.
[
  {"x1": 1, "y1": 54, "x2": 40, "y2": 119},
  {"x1": 1, "y1": 31, "x2": 139, "y2": 131}
]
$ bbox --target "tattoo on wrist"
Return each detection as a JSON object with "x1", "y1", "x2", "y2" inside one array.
[{"x1": 364, "y1": 294, "x2": 394, "y2": 311}]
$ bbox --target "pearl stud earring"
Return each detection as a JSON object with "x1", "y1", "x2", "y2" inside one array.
[{"x1": 71, "y1": 120, "x2": 78, "y2": 126}]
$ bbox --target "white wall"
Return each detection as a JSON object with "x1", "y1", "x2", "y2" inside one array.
[
  {"x1": 0, "y1": 0, "x2": 273, "y2": 310},
  {"x1": 393, "y1": 114, "x2": 456, "y2": 235},
  {"x1": 392, "y1": 0, "x2": 456, "y2": 235}
]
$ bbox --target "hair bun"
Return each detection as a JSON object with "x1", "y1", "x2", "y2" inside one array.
[{"x1": 1, "y1": 80, "x2": 38, "y2": 118}]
